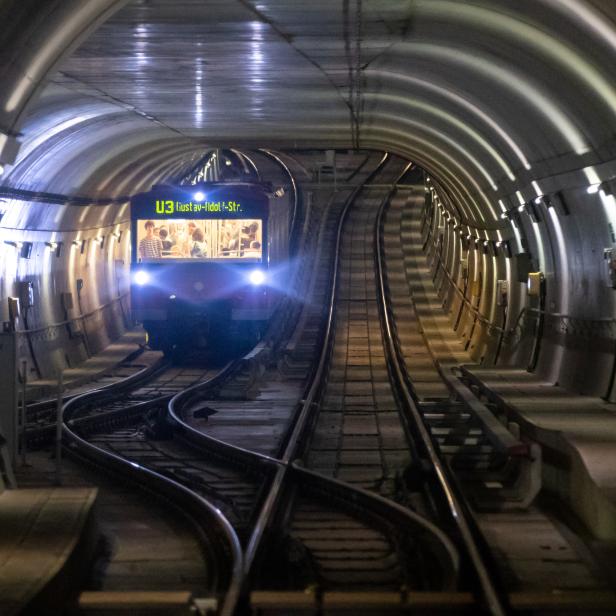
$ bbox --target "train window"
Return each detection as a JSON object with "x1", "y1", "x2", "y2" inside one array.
[{"x1": 136, "y1": 218, "x2": 263, "y2": 262}]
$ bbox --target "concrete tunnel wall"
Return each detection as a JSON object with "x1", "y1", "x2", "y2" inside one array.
[
  {"x1": 0, "y1": 85, "x2": 208, "y2": 378},
  {"x1": 0, "y1": 0, "x2": 616, "y2": 395}
]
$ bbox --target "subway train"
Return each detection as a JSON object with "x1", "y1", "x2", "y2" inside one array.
[{"x1": 130, "y1": 180, "x2": 288, "y2": 353}]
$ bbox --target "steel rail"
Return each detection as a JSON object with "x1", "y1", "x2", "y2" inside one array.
[
  {"x1": 290, "y1": 463, "x2": 459, "y2": 589},
  {"x1": 62, "y1": 365, "x2": 244, "y2": 616},
  {"x1": 26, "y1": 354, "x2": 167, "y2": 444},
  {"x1": 280, "y1": 151, "x2": 390, "y2": 463},
  {"x1": 241, "y1": 154, "x2": 461, "y2": 597},
  {"x1": 375, "y1": 176, "x2": 509, "y2": 616},
  {"x1": 241, "y1": 152, "x2": 391, "y2": 586},
  {"x1": 167, "y1": 363, "x2": 281, "y2": 472},
  {"x1": 162, "y1": 155, "x2": 461, "y2": 610}
]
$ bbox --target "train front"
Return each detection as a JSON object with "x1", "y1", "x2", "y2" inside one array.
[{"x1": 130, "y1": 182, "x2": 272, "y2": 353}]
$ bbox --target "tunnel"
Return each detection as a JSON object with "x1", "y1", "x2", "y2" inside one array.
[{"x1": 1, "y1": 1, "x2": 616, "y2": 615}]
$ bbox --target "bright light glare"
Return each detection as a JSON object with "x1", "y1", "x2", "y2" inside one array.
[
  {"x1": 249, "y1": 270, "x2": 266, "y2": 285},
  {"x1": 194, "y1": 191, "x2": 205, "y2": 201},
  {"x1": 587, "y1": 184, "x2": 601, "y2": 194},
  {"x1": 134, "y1": 270, "x2": 150, "y2": 286}
]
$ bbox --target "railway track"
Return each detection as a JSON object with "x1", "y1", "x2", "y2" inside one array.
[
  {"x1": 379, "y1": 185, "x2": 616, "y2": 613},
  {"x1": 53, "y1": 152, "x2": 503, "y2": 615},
  {"x1": 52, "y1": 151, "x2": 356, "y2": 613},
  {"x1": 62, "y1": 359, "x2": 253, "y2": 615},
  {"x1": 381, "y1": 189, "x2": 523, "y2": 481},
  {"x1": 68, "y1": 368, "x2": 264, "y2": 529},
  {"x1": 119, "y1": 150, "x2": 428, "y2": 612},
  {"x1": 233, "y1": 156, "x2": 465, "y2": 615},
  {"x1": 23, "y1": 346, "x2": 156, "y2": 442}
]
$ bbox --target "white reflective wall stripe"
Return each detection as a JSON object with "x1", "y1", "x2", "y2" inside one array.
[
  {"x1": 390, "y1": 42, "x2": 590, "y2": 154},
  {"x1": 365, "y1": 70, "x2": 532, "y2": 170},
  {"x1": 417, "y1": 1, "x2": 616, "y2": 120},
  {"x1": 541, "y1": 0, "x2": 616, "y2": 56},
  {"x1": 365, "y1": 130, "x2": 494, "y2": 222},
  {"x1": 365, "y1": 135, "x2": 487, "y2": 225},
  {"x1": 364, "y1": 95, "x2": 516, "y2": 181},
  {"x1": 368, "y1": 112, "x2": 500, "y2": 191}
]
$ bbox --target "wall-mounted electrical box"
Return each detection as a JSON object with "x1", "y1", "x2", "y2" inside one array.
[
  {"x1": 7, "y1": 297, "x2": 20, "y2": 328},
  {"x1": 460, "y1": 257, "x2": 469, "y2": 280},
  {"x1": 61, "y1": 292, "x2": 74, "y2": 312},
  {"x1": 17, "y1": 281, "x2": 34, "y2": 309},
  {"x1": 0, "y1": 330, "x2": 19, "y2": 462},
  {"x1": 604, "y1": 248, "x2": 616, "y2": 288},
  {"x1": 20, "y1": 242, "x2": 32, "y2": 259},
  {"x1": 497, "y1": 280, "x2": 509, "y2": 306},
  {"x1": 527, "y1": 272, "x2": 544, "y2": 296},
  {"x1": 515, "y1": 252, "x2": 533, "y2": 283}
]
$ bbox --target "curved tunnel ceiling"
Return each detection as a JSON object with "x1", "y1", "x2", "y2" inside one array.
[{"x1": 1, "y1": 0, "x2": 616, "y2": 235}]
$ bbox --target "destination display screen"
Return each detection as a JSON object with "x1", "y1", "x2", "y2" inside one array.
[
  {"x1": 131, "y1": 183, "x2": 269, "y2": 220},
  {"x1": 136, "y1": 218, "x2": 263, "y2": 262},
  {"x1": 153, "y1": 198, "x2": 244, "y2": 216}
]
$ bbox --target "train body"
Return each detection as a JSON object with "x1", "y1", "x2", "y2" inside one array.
[{"x1": 130, "y1": 181, "x2": 287, "y2": 352}]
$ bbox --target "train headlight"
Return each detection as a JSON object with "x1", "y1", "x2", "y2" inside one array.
[
  {"x1": 133, "y1": 270, "x2": 150, "y2": 286},
  {"x1": 248, "y1": 269, "x2": 266, "y2": 286},
  {"x1": 194, "y1": 191, "x2": 205, "y2": 201}
]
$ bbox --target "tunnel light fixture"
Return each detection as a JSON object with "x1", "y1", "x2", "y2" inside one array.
[
  {"x1": 587, "y1": 183, "x2": 601, "y2": 194},
  {"x1": 517, "y1": 204, "x2": 525, "y2": 212},
  {"x1": 525, "y1": 202, "x2": 542, "y2": 223},
  {"x1": 600, "y1": 181, "x2": 614, "y2": 197},
  {"x1": 554, "y1": 191, "x2": 571, "y2": 216},
  {"x1": 225, "y1": 159, "x2": 232, "y2": 166},
  {"x1": 193, "y1": 191, "x2": 205, "y2": 202},
  {"x1": 534, "y1": 194, "x2": 552, "y2": 208}
]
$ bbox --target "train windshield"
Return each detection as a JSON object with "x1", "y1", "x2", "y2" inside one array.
[{"x1": 136, "y1": 218, "x2": 263, "y2": 262}]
